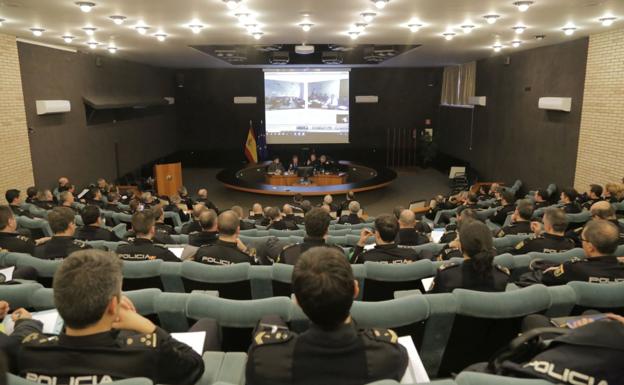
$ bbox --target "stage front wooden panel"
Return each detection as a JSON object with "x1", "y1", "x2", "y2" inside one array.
[
  {"x1": 265, "y1": 174, "x2": 348, "y2": 186},
  {"x1": 154, "y1": 162, "x2": 183, "y2": 197}
]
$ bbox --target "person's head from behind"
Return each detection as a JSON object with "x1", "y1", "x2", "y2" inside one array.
[
  {"x1": 457, "y1": 207, "x2": 478, "y2": 224},
  {"x1": 53, "y1": 250, "x2": 123, "y2": 331},
  {"x1": 514, "y1": 199, "x2": 534, "y2": 222},
  {"x1": 501, "y1": 190, "x2": 515, "y2": 206},
  {"x1": 199, "y1": 209, "x2": 217, "y2": 231},
  {"x1": 81, "y1": 205, "x2": 102, "y2": 227},
  {"x1": 588, "y1": 184, "x2": 603, "y2": 200},
  {"x1": 252, "y1": 203, "x2": 263, "y2": 215},
  {"x1": 231, "y1": 205, "x2": 246, "y2": 220},
  {"x1": 267, "y1": 206, "x2": 281, "y2": 221},
  {"x1": 535, "y1": 189, "x2": 549, "y2": 203},
  {"x1": 152, "y1": 206, "x2": 166, "y2": 223},
  {"x1": 107, "y1": 192, "x2": 120, "y2": 204},
  {"x1": 131, "y1": 210, "x2": 156, "y2": 238},
  {"x1": 323, "y1": 194, "x2": 333, "y2": 205},
  {"x1": 36, "y1": 189, "x2": 53, "y2": 202},
  {"x1": 90, "y1": 187, "x2": 102, "y2": 201},
  {"x1": 59, "y1": 191, "x2": 74, "y2": 206},
  {"x1": 293, "y1": 193, "x2": 303, "y2": 204},
  {"x1": 218, "y1": 210, "x2": 240, "y2": 238},
  {"x1": 301, "y1": 200, "x2": 312, "y2": 213},
  {"x1": 192, "y1": 203, "x2": 207, "y2": 219},
  {"x1": 543, "y1": 208, "x2": 568, "y2": 235},
  {"x1": 590, "y1": 201, "x2": 615, "y2": 220},
  {"x1": 26, "y1": 187, "x2": 37, "y2": 200},
  {"x1": 197, "y1": 188, "x2": 208, "y2": 199},
  {"x1": 348, "y1": 201, "x2": 360, "y2": 215},
  {"x1": 293, "y1": 247, "x2": 357, "y2": 331},
  {"x1": 282, "y1": 204, "x2": 293, "y2": 215},
  {"x1": 560, "y1": 188, "x2": 578, "y2": 204},
  {"x1": 398, "y1": 209, "x2": 416, "y2": 229},
  {"x1": 582, "y1": 220, "x2": 620, "y2": 257},
  {"x1": 374, "y1": 214, "x2": 399, "y2": 244},
  {"x1": 0, "y1": 206, "x2": 17, "y2": 232},
  {"x1": 304, "y1": 208, "x2": 331, "y2": 239},
  {"x1": 141, "y1": 191, "x2": 153, "y2": 204},
  {"x1": 5, "y1": 189, "x2": 20, "y2": 205},
  {"x1": 458, "y1": 221, "x2": 495, "y2": 278},
  {"x1": 48, "y1": 207, "x2": 76, "y2": 236}
]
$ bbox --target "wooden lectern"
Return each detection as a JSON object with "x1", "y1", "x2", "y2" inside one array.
[{"x1": 154, "y1": 162, "x2": 183, "y2": 197}]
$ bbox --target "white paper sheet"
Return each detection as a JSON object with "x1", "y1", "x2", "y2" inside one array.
[
  {"x1": 3, "y1": 309, "x2": 63, "y2": 335},
  {"x1": 167, "y1": 247, "x2": 185, "y2": 259},
  {"x1": 421, "y1": 277, "x2": 434, "y2": 292},
  {"x1": 171, "y1": 331, "x2": 206, "y2": 355},
  {"x1": 399, "y1": 335, "x2": 430, "y2": 384},
  {"x1": 0, "y1": 266, "x2": 15, "y2": 282},
  {"x1": 431, "y1": 229, "x2": 445, "y2": 244}
]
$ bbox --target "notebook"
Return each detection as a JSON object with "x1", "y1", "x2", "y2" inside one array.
[
  {"x1": 0, "y1": 266, "x2": 15, "y2": 283},
  {"x1": 2, "y1": 309, "x2": 64, "y2": 335},
  {"x1": 399, "y1": 336, "x2": 430, "y2": 384},
  {"x1": 171, "y1": 331, "x2": 206, "y2": 355},
  {"x1": 431, "y1": 229, "x2": 445, "y2": 244}
]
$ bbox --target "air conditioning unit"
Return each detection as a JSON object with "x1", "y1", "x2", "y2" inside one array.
[
  {"x1": 355, "y1": 95, "x2": 379, "y2": 104},
  {"x1": 295, "y1": 44, "x2": 315, "y2": 55},
  {"x1": 322, "y1": 51, "x2": 343, "y2": 64},
  {"x1": 36, "y1": 100, "x2": 71, "y2": 115},
  {"x1": 269, "y1": 51, "x2": 290, "y2": 64},
  {"x1": 538, "y1": 97, "x2": 572, "y2": 112},
  {"x1": 468, "y1": 96, "x2": 487, "y2": 106}
]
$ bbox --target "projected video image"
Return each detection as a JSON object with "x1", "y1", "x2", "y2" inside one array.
[{"x1": 264, "y1": 71, "x2": 350, "y2": 144}]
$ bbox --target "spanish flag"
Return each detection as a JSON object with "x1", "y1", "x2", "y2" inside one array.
[{"x1": 244, "y1": 121, "x2": 258, "y2": 164}]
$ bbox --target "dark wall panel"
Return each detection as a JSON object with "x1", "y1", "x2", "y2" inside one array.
[
  {"x1": 18, "y1": 43, "x2": 178, "y2": 188},
  {"x1": 438, "y1": 38, "x2": 589, "y2": 190}
]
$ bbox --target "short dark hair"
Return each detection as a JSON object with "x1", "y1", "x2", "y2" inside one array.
[
  {"x1": 26, "y1": 187, "x2": 37, "y2": 199},
  {"x1": 5, "y1": 189, "x2": 19, "y2": 204},
  {"x1": 459, "y1": 221, "x2": 495, "y2": 278},
  {"x1": 53, "y1": 250, "x2": 122, "y2": 328},
  {"x1": 48, "y1": 207, "x2": 75, "y2": 234},
  {"x1": 81, "y1": 205, "x2": 101, "y2": 226},
  {"x1": 0, "y1": 206, "x2": 14, "y2": 230},
  {"x1": 583, "y1": 220, "x2": 619, "y2": 255},
  {"x1": 267, "y1": 206, "x2": 281, "y2": 221},
  {"x1": 562, "y1": 188, "x2": 579, "y2": 202},
  {"x1": 131, "y1": 210, "x2": 155, "y2": 235},
  {"x1": 544, "y1": 208, "x2": 568, "y2": 233},
  {"x1": 458, "y1": 208, "x2": 479, "y2": 223},
  {"x1": 294, "y1": 193, "x2": 303, "y2": 203},
  {"x1": 218, "y1": 210, "x2": 239, "y2": 236},
  {"x1": 374, "y1": 214, "x2": 399, "y2": 242},
  {"x1": 199, "y1": 209, "x2": 217, "y2": 230},
  {"x1": 293, "y1": 247, "x2": 354, "y2": 330},
  {"x1": 301, "y1": 200, "x2": 312, "y2": 213},
  {"x1": 590, "y1": 184, "x2": 603, "y2": 198},
  {"x1": 516, "y1": 199, "x2": 534, "y2": 221},
  {"x1": 502, "y1": 190, "x2": 515, "y2": 205},
  {"x1": 304, "y1": 208, "x2": 331, "y2": 238},
  {"x1": 536, "y1": 189, "x2": 549, "y2": 201}
]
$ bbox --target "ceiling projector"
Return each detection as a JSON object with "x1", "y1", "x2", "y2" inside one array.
[{"x1": 295, "y1": 44, "x2": 315, "y2": 55}]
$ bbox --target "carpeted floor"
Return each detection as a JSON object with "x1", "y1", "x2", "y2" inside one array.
[{"x1": 182, "y1": 167, "x2": 450, "y2": 217}]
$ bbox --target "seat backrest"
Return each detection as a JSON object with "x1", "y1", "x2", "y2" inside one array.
[
  {"x1": 456, "y1": 372, "x2": 552, "y2": 385},
  {"x1": 270, "y1": 263, "x2": 295, "y2": 297},
  {"x1": 14, "y1": 254, "x2": 62, "y2": 287},
  {"x1": 362, "y1": 260, "x2": 435, "y2": 302},
  {"x1": 567, "y1": 281, "x2": 624, "y2": 315},
  {"x1": 475, "y1": 208, "x2": 496, "y2": 221},
  {"x1": 86, "y1": 240, "x2": 127, "y2": 252},
  {"x1": 269, "y1": 229, "x2": 305, "y2": 237},
  {"x1": 180, "y1": 261, "x2": 252, "y2": 300},
  {"x1": 16, "y1": 216, "x2": 53, "y2": 237},
  {"x1": 493, "y1": 234, "x2": 531, "y2": 250},
  {"x1": 7, "y1": 375, "x2": 154, "y2": 385},
  {"x1": 122, "y1": 260, "x2": 165, "y2": 291},
  {"x1": 0, "y1": 282, "x2": 43, "y2": 309}
]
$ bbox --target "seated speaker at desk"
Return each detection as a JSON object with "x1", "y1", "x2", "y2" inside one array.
[{"x1": 266, "y1": 157, "x2": 285, "y2": 174}]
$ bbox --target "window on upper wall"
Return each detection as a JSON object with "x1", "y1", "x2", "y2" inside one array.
[{"x1": 440, "y1": 61, "x2": 476, "y2": 107}]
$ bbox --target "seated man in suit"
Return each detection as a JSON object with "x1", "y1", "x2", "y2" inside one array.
[
  {"x1": 511, "y1": 208, "x2": 575, "y2": 255},
  {"x1": 267, "y1": 157, "x2": 285, "y2": 174},
  {"x1": 282, "y1": 204, "x2": 304, "y2": 227},
  {"x1": 189, "y1": 209, "x2": 219, "y2": 247},
  {"x1": 74, "y1": 205, "x2": 119, "y2": 241},
  {"x1": 116, "y1": 210, "x2": 179, "y2": 262},
  {"x1": 337, "y1": 201, "x2": 363, "y2": 225},
  {"x1": 288, "y1": 155, "x2": 300, "y2": 173},
  {"x1": 490, "y1": 190, "x2": 516, "y2": 227},
  {"x1": 246, "y1": 247, "x2": 408, "y2": 385},
  {"x1": 194, "y1": 210, "x2": 255, "y2": 265},
  {"x1": 34, "y1": 207, "x2": 91, "y2": 260},
  {"x1": 196, "y1": 188, "x2": 219, "y2": 213},
  {"x1": 306, "y1": 153, "x2": 320, "y2": 170},
  {"x1": 496, "y1": 199, "x2": 533, "y2": 238},
  {"x1": 11, "y1": 249, "x2": 204, "y2": 384},
  {"x1": 396, "y1": 209, "x2": 429, "y2": 246},
  {"x1": 352, "y1": 214, "x2": 421, "y2": 264},
  {"x1": 322, "y1": 195, "x2": 339, "y2": 213}
]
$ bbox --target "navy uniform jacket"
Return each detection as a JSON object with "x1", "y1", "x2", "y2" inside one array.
[
  {"x1": 337, "y1": 214, "x2": 363, "y2": 225},
  {"x1": 0, "y1": 232, "x2": 35, "y2": 254},
  {"x1": 541, "y1": 256, "x2": 624, "y2": 286},
  {"x1": 430, "y1": 260, "x2": 510, "y2": 293},
  {"x1": 188, "y1": 231, "x2": 219, "y2": 247},
  {"x1": 490, "y1": 204, "x2": 515, "y2": 226},
  {"x1": 279, "y1": 237, "x2": 344, "y2": 265},
  {"x1": 74, "y1": 225, "x2": 119, "y2": 242},
  {"x1": 246, "y1": 321, "x2": 408, "y2": 385},
  {"x1": 563, "y1": 202, "x2": 582, "y2": 214},
  {"x1": 566, "y1": 219, "x2": 624, "y2": 248},
  {"x1": 511, "y1": 233, "x2": 575, "y2": 255},
  {"x1": 33, "y1": 236, "x2": 91, "y2": 260},
  {"x1": 352, "y1": 243, "x2": 422, "y2": 264},
  {"x1": 396, "y1": 228, "x2": 429, "y2": 246},
  {"x1": 496, "y1": 221, "x2": 532, "y2": 238},
  {"x1": 194, "y1": 239, "x2": 253, "y2": 265},
  {"x1": 116, "y1": 238, "x2": 179, "y2": 262},
  {"x1": 434, "y1": 246, "x2": 462, "y2": 261}
]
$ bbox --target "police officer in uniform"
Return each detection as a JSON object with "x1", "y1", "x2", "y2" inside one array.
[
  {"x1": 282, "y1": 204, "x2": 304, "y2": 227},
  {"x1": 396, "y1": 209, "x2": 429, "y2": 246},
  {"x1": 533, "y1": 189, "x2": 551, "y2": 210},
  {"x1": 116, "y1": 210, "x2": 179, "y2": 262},
  {"x1": 246, "y1": 247, "x2": 408, "y2": 385},
  {"x1": 0, "y1": 206, "x2": 36, "y2": 254},
  {"x1": 439, "y1": 207, "x2": 479, "y2": 244},
  {"x1": 74, "y1": 205, "x2": 119, "y2": 242},
  {"x1": 34, "y1": 207, "x2": 91, "y2": 260},
  {"x1": 560, "y1": 188, "x2": 582, "y2": 214},
  {"x1": 181, "y1": 203, "x2": 208, "y2": 234},
  {"x1": 490, "y1": 190, "x2": 516, "y2": 227},
  {"x1": 541, "y1": 220, "x2": 624, "y2": 285},
  {"x1": 188, "y1": 209, "x2": 219, "y2": 247},
  {"x1": 11, "y1": 250, "x2": 205, "y2": 384},
  {"x1": 511, "y1": 208, "x2": 575, "y2": 255},
  {"x1": 580, "y1": 184, "x2": 604, "y2": 210},
  {"x1": 566, "y1": 201, "x2": 624, "y2": 247},
  {"x1": 5, "y1": 189, "x2": 34, "y2": 218},
  {"x1": 280, "y1": 208, "x2": 343, "y2": 265},
  {"x1": 194, "y1": 210, "x2": 255, "y2": 265},
  {"x1": 431, "y1": 221, "x2": 510, "y2": 293},
  {"x1": 352, "y1": 214, "x2": 421, "y2": 264},
  {"x1": 496, "y1": 199, "x2": 534, "y2": 237}
]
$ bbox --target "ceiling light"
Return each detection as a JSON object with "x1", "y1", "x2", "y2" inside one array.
[
  {"x1": 493, "y1": 44, "x2": 503, "y2": 52},
  {"x1": 599, "y1": 16, "x2": 616, "y2": 27},
  {"x1": 511, "y1": 40, "x2": 522, "y2": 47},
  {"x1": 252, "y1": 31, "x2": 263, "y2": 40},
  {"x1": 442, "y1": 32, "x2": 456, "y2": 40},
  {"x1": 372, "y1": 0, "x2": 389, "y2": 10},
  {"x1": 107, "y1": 45, "x2": 117, "y2": 53},
  {"x1": 110, "y1": 15, "x2": 126, "y2": 25},
  {"x1": 154, "y1": 32, "x2": 167, "y2": 42},
  {"x1": 135, "y1": 25, "x2": 150, "y2": 35},
  {"x1": 483, "y1": 14, "x2": 500, "y2": 24},
  {"x1": 189, "y1": 24, "x2": 204, "y2": 34},
  {"x1": 513, "y1": 1, "x2": 534, "y2": 12},
  {"x1": 461, "y1": 24, "x2": 475, "y2": 34},
  {"x1": 87, "y1": 41, "x2": 98, "y2": 49},
  {"x1": 0, "y1": 18, "x2": 5, "y2": 27},
  {"x1": 361, "y1": 13, "x2": 376, "y2": 23},
  {"x1": 512, "y1": 25, "x2": 527, "y2": 34},
  {"x1": 348, "y1": 31, "x2": 360, "y2": 40},
  {"x1": 82, "y1": 27, "x2": 97, "y2": 36},
  {"x1": 224, "y1": 0, "x2": 241, "y2": 9},
  {"x1": 354, "y1": 23, "x2": 368, "y2": 32},
  {"x1": 245, "y1": 23, "x2": 258, "y2": 33},
  {"x1": 235, "y1": 13, "x2": 250, "y2": 22},
  {"x1": 299, "y1": 23, "x2": 313, "y2": 32},
  {"x1": 62, "y1": 35, "x2": 74, "y2": 43},
  {"x1": 30, "y1": 28, "x2": 45, "y2": 37},
  {"x1": 76, "y1": 2, "x2": 95, "y2": 13},
  {"x1": 562, "y1": 26, "x2": 576, "y2": 36},
  {"x1": 407, "y1": 23, "x2": 422, "y2": 32},
  {"x1": 535, "y1": 34, "x2": 545, "y2": 40}
]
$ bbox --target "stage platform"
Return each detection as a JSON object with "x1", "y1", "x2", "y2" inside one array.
[{"x1": 216, "y1": 161, "x2": 398, "y2": 196}]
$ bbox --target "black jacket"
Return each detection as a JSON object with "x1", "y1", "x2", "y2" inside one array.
[
  {"x1": 116, "y1": 238, "x2": 179, "y2": 262},
  {"x1": 396, "y1": 228, "x2": 429, "y2": 246},
  {"x1": 194, "y1": 239, "x2": 253, "y2": 265},
  {"x1": 496, "y1": 221, "x2": 532, "y2": 238},
  {"x1": 337, "y1": 214, "x2": 363, "y2": 225},
  {"x1": 188, "y1": 231, "x2": 219, "y2": 247},
  {"x1": 563, "y1": 202, "x2": 582, "y2": 214},
  {"x1": 74, "y1": 225, "x2": 119, "y2": 242},
  {"x1": 33, "y1": 236, "x2": 91, "y2": 260},
  {"x1": 490, "y1": 204, "x2": 515, "y2": 226},
  {"x1": 0, "y1": 232, "x2": 35, "y2": 254},
  {"x1": 279, "y1": 237, "x2": 344, "y2": 265},
  {"x1": 181, "y1": 220, "x2": 202, "y2": 235},
  {"x1": 511, "y1": 233, "x2": 576, "y2": 255},
  {"x1": 353, "y1": 243, "x2": 421, "y2": 264},
  {"x1": 541, "y1": 256, "x2": 624, "y2": 286},
  {"x1": 430, "y1": 260, "x2": 510, "y2": 293}
]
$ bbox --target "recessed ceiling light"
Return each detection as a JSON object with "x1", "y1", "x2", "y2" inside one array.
[
  {"x1": 0, "y1": 18, "x2": 6, "y2": 27},
  {"x1": 512, "y1": 25, "x2": 527, "y2": 34},
  {"x1": 75, "y1": 2, "x2": 95, "y2": 13},
  {"x1": 189, "y1": 24, "x2": 204, "y2": 34},
  {"x1": 30, "y1": 28, "x2": 45, "y2": 37},
  {"x1": 135, "y1": 25, "x2": 150, "y2": 35},
  {"x1": 535, "y1": 34, "x2": 545, "y2": 40},
  {"x1": 511, "y1": 40, "x2": 522, "y2": 47},
  {"x1": 82, "y1": 26, "x2": 97, "y2": 36},
  {"x1": 599, "y1": 16, "x2": 617, "y2": 27},
  {"x1": 62, "y1": 35, "x2": 74, "y2": 43},
  {"x1": 299, "y1": 23, "x2": 313, "y2": 32},
  {"x1": 245, "y1": 23, "x2": 258, "y2": 33},
  {"x1": 361, "y1": 13, "x2": 376, "y2": 23},
  {"x1": 442, "y1": 32, "x2": 456, "y2": 40},
  {"x1": 483, "y1": 14, "x2": 500, "y2": 24},
  {"x1": 372, "y1": 0, "x2": 389, "y2": 10},
  {"x1": 224, "y1": 0, "x2": 241, "y2": 10},
  {"x1": 154, "y1": 32, "x2": 167, "y2": 42},
  {"x1": 252, "y1": 31, "x2": 263, "y2": 40},
  {"x1": 107, "y1": 44, "x2": 117, "y2": 53},
  {"x1": 461, "y1": 24, "x2": 475, "y2": 34},
  {"x1": 110, "y1": 15, "x2": 127, "y2": 25},
  {"x1": 492, "y1": 44, "x2": 503, "y2": 52},
  {"x1": 234, "y1": 13, "x2": 251, "y2": 22},
  {"x1": 348, "y1": 31, "x2": 360, "y2": 40},
  {"x1": 407, "y1": 23, "x2": 423, "y2": 32},
  {"x1": 513, "y1": 1, "x2": 534, "y2": 12},
  {"x1": 562, "y1": 26, "x2": 577, "y2": 36},
  {"x1": 87, "y1": 41, "x2": 98, "y2": 49},
  {"x1": 354, "y1": 23, "x2": 368, "y2": 32}
]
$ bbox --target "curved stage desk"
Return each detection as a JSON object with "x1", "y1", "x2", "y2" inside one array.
[{"x1": 217, "y1": 161, "x2": 397, "y2": 197}]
